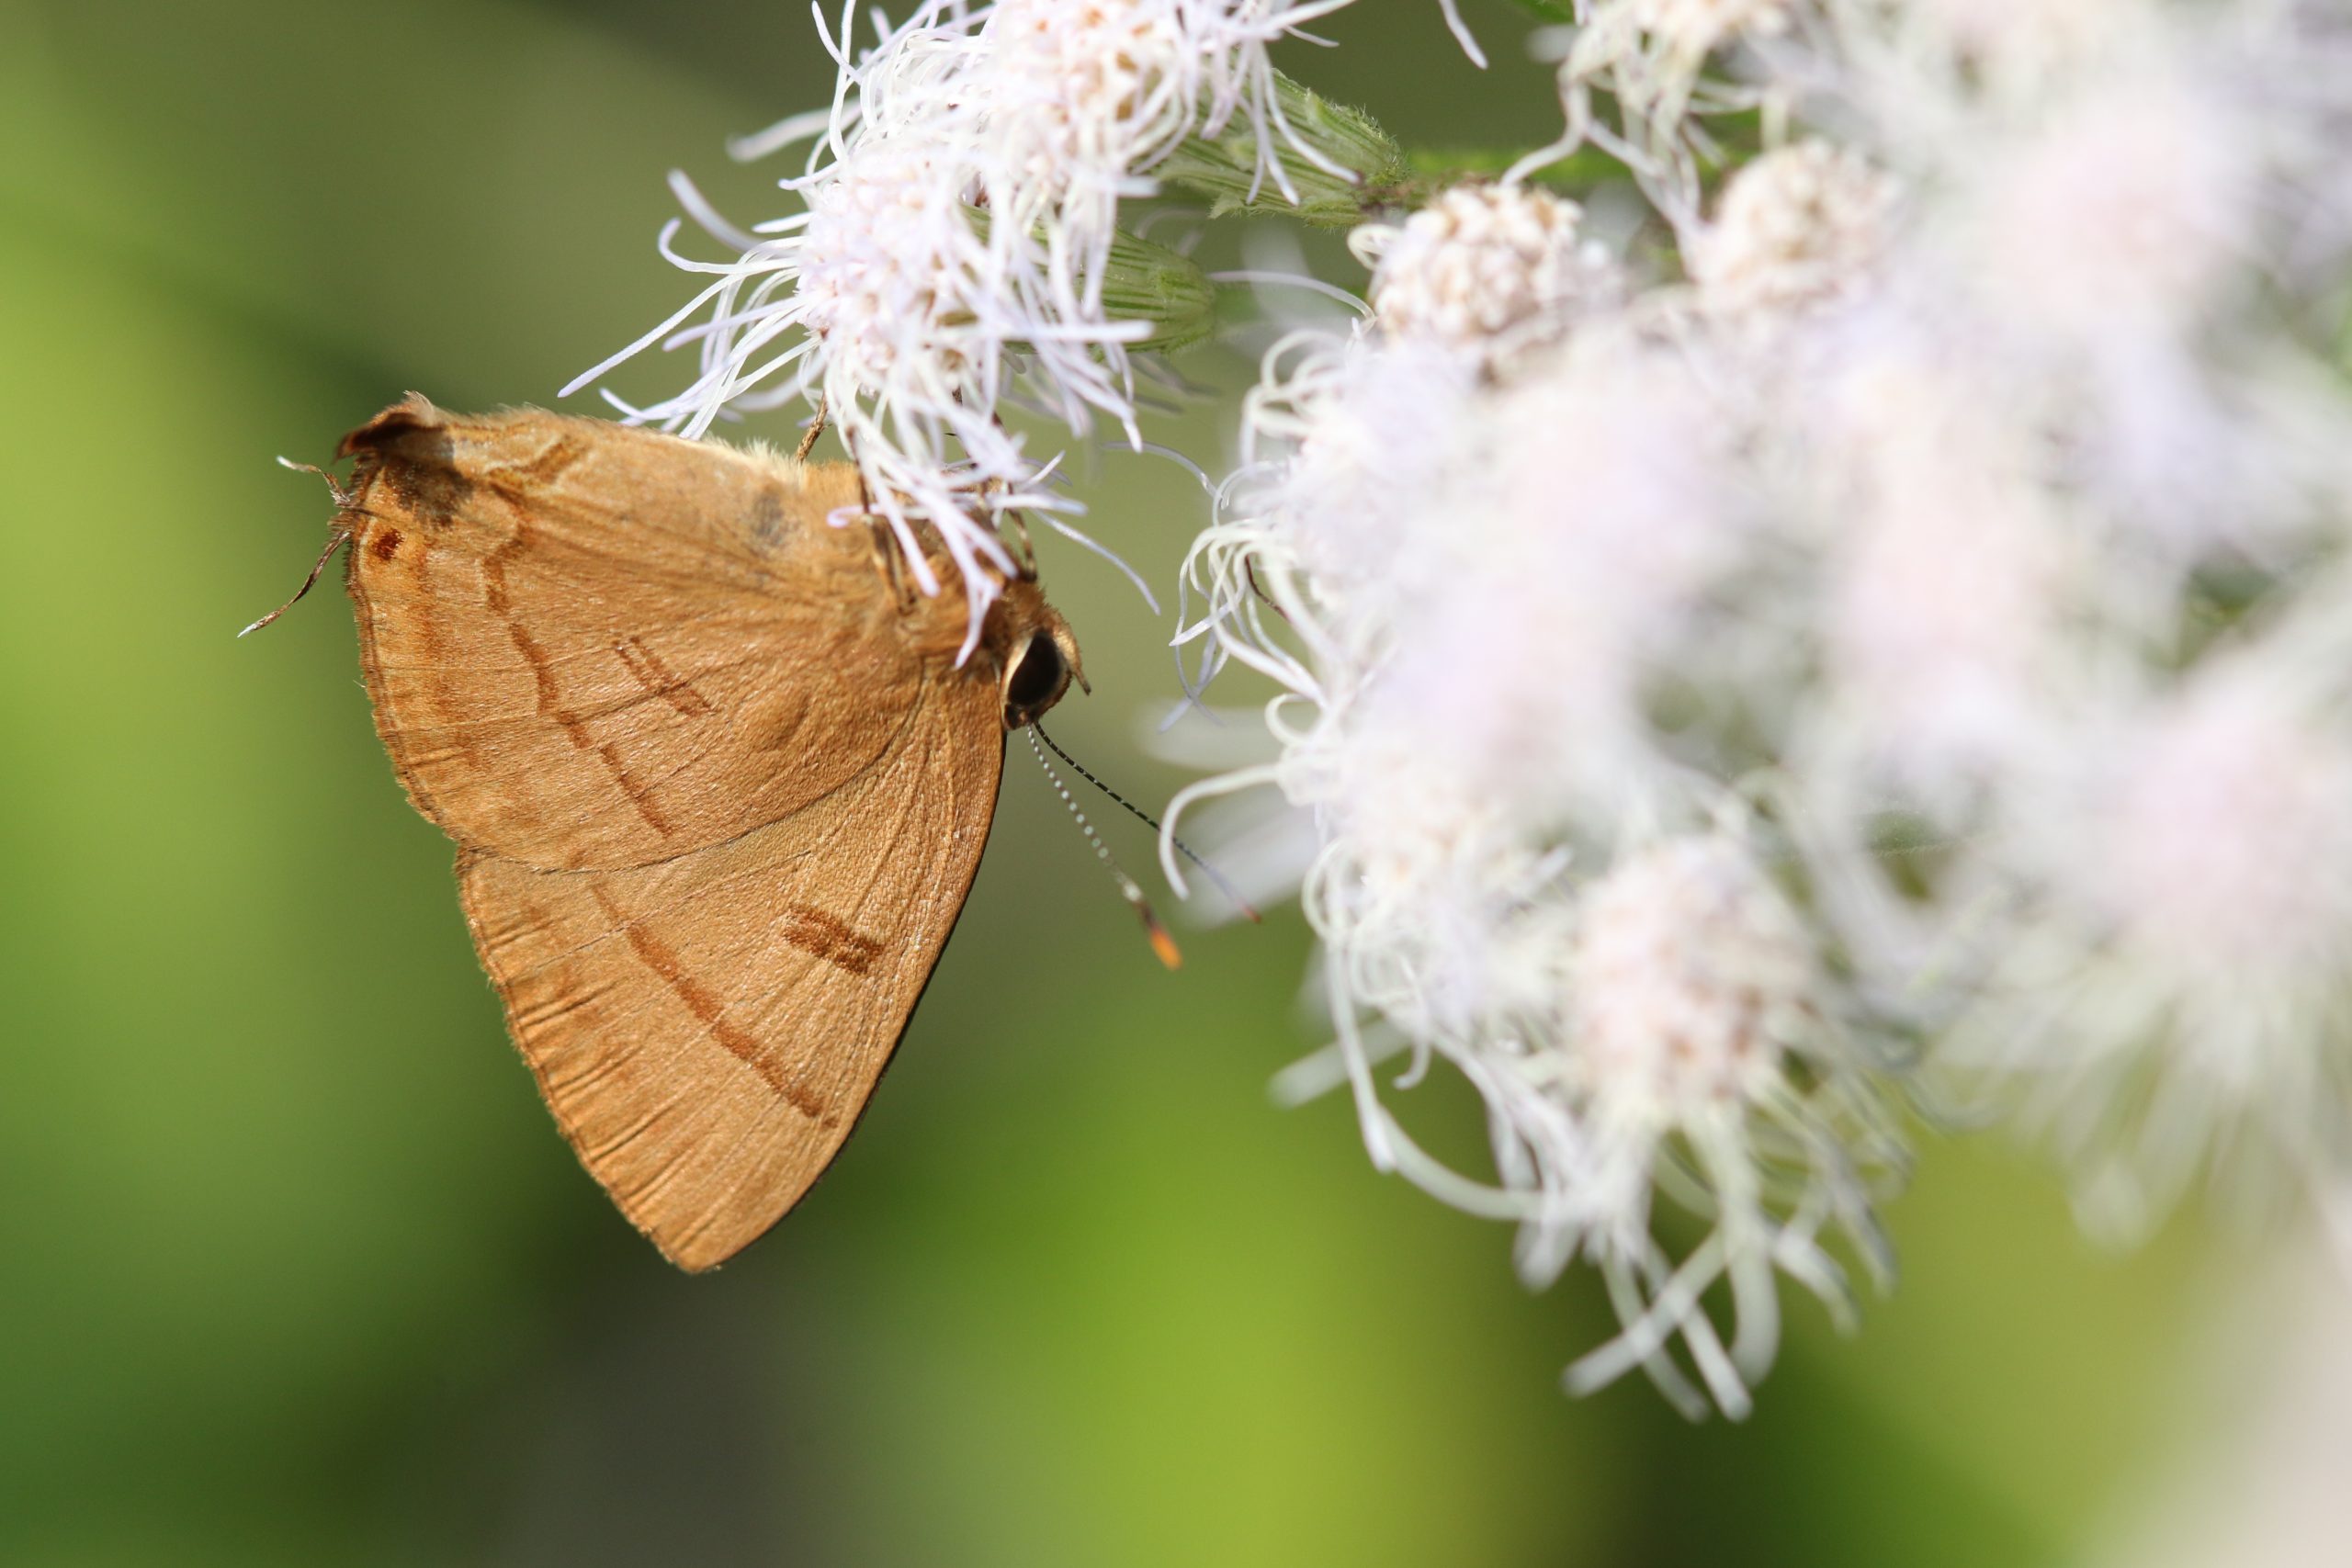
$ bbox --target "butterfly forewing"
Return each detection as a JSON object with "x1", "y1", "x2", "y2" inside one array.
[
  {"x1": 342, "y1": 397, "x2": 925, "y2": 872},
  {"x1": 335, "y1": 396, "x2": 1038, "y2": 1269}
]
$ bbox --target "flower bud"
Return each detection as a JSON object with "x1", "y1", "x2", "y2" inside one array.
[
  {"x1": 1101, "y1": 225, "x2": 1220, "y2": 350},
  {"x1": 1156, "y1": 71, "x2": 1407, "y2": 225}
]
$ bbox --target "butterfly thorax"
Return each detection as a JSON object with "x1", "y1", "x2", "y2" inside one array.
[{"x1": 742, "y1": 463, "x2": 1083, "y2": 733}]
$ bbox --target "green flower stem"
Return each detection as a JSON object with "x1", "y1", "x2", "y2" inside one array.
[{"x1": 1397, "y1": 143, "x2": 1629, "y2": 199}]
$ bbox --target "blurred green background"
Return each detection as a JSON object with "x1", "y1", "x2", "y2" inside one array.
[{"x1": 0, "y1": 2, "x2": 2224, "y2": 1562}]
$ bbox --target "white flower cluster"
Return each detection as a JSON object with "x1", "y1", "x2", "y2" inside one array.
[
  {"x1": 1179, "y1": 0, "x2": 2352, "y2": 1410},
  {"x1": 578, "y1": 0, "x2": 2352, "y2": 1413},
  {"x1": 573, "y1": 0, "x2": 1387, "y2": 649}
]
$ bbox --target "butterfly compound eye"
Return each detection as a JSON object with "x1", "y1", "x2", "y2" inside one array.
[{"x1": 1002, "y1": 629, "x2": 1069, "y2": 728}]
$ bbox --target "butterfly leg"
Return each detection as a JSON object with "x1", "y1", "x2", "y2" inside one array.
[
  {"x1": 792, "y1": 397, "x2": 830, "y2": 462},
  {"x1": 1006, "y1": 510, "x2": 1038, "y2": 581},
  {"x1": 865, "y1": 521, "x2": 918, "y2": 615}
]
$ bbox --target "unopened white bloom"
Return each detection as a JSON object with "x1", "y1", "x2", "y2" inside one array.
[
  {"x1": 1694, "y1": 141, "x2": 1897, "y2": 318},
  {"x1": 1357, "y1": 185, "x2": 1623, "y2": 358},
  {"x1": 1568, "y1": 837, "x2": 1812, "y2": 1122},
  {"x1": 972, "y1": 0, "x2": 1193, "y2": 199}
]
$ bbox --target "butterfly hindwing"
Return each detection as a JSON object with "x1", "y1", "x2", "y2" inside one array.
[{"x1": 457, "y1": 681, "x2": 1001, "y2": 1271}]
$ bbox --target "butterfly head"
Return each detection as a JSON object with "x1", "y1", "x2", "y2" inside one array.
[{"x1": 987, "y1": 580, "x2": 1085, "y2": 731}]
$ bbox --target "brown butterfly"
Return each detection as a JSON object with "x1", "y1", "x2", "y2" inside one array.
[{"x1": 297, "y1": 395, "x2": 1082, "y2": 1270}]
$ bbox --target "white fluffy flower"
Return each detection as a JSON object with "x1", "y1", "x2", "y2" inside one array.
[
  {"x1": 1518, "y1": 0, "x2": 1794, "y2": 212},
  {"x1": 1951, "y1": 648, "x2": 2352, "y2": 1244},
  {"x1": 1951, "y1": 55, "x2": 2254, "y2": 344},
  {"x1": 1177, "y1": 299, "x2": 1895, "y2": 1413},
  {"x1": 1230, "y1": 332, "x2": 1484, "y2": 647},
  {"x1": 574, "y1": 0, "x2": 1376, "y2": 647},
  {"x1": 1538, "y1": 830, "x2": 1894, "y2": 1418},
  {"x1": 1784, "y1": 324, "x2": 2083, "y2": 819},
  {"x1": 1905, "y1": 0, "x2": 2150, "y2": 96},
  {"x1": 1628, "y1": 0, "x2": 1790, "y2": 56}
]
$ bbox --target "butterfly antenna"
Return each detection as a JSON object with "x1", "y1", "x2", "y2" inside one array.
[
  {"x1": 1034, "y1": 723, "x2": 1261, "y2": 924},
  {"x1": 1026, "y1": 728, "x2": 1183, "y2": 970},
  {"x1": 238, "y1": 527, "x2": 350, "y2": 637}
]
